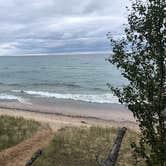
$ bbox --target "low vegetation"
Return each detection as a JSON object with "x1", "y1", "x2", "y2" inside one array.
[
  {"x1": 34, "y1": 126, "x2": 143, "y2": 166},
  {"x1": 0, "y1": 115, "x2": 40, "y2": 151}
]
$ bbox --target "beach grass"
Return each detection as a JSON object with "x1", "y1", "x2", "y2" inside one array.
[
  {"x1": 34, "y1": 126, "x2": 142, "y2": 166},
  {"x1": 0, "y1": 115, "x2": 40, "y2": 151}
]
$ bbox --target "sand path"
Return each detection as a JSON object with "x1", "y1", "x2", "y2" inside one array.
[{"x1": 0, "y1": 124, "x2": 53, "y2": 166}]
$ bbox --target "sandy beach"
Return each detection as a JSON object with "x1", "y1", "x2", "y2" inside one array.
[
  {"x1": 0, "y1": 99, "x2": 138, "y2": 131},
  {"x1": 0, "y1": 101, "x2": 138, "y2": 166}
]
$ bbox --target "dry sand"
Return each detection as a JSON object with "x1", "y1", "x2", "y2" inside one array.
[{"x1": 0, "y1": 106, "x2": 138, "y2": 131}]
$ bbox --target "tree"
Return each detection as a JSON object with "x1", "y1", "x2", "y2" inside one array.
[{"x1": 107, "y1": 0, "x2": 166, "y2": 165}]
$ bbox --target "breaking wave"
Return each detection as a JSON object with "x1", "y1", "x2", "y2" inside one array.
[
  {"x1": 0, "y1": 94, "x2": 31, "y2": 105},
  {"x1": 13, "y1": 90, "x2": 119, "y2": 104}
]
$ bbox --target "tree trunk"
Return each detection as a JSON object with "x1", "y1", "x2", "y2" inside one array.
[
  {"x1": 25, "y1": 149, "x2": 42, "y2": 166},
  {"x1": 97, "y1": 127, "x2": 127, "y2": 166}
]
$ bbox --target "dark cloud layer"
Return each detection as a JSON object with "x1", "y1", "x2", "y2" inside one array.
[{"x1": 0, "y1": 0, "x2": 129, "y2": 55}]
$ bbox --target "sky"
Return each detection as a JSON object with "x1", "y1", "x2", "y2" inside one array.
[{"x1": 0, "y1": 0, "x2": 129, "y2": 56}]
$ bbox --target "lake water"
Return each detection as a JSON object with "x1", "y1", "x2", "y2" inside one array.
[{"x1": 0, "y1": 54, "x2": 126, "y2": 104}]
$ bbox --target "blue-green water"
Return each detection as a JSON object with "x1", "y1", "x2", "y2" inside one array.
[{"x1": 0, "y1": 54, "x2": 126, "y2": 104}]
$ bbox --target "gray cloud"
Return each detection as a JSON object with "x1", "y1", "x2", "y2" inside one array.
[{"x1": 0, "y1": 0, "x2": 129, "y2": 55}]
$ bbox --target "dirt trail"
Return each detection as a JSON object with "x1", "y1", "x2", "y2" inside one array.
[{"x1": 0, "y1": 124, "x2": 54, "y2": 166}]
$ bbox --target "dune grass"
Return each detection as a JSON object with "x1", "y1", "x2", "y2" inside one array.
[
  {"x1": 34, "y1": 126, "x2": 143, "y2": 166},
  {"x1": 0, "y1": 115, "x2": 40, "y2": 151}
]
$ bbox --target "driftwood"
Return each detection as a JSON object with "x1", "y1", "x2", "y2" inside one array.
[
  {"x1": 96, "y1": 127, "x2": 127, "y2": 166},
  {"x1": 25, "y1": 149, "x2": 42, "y2": 166}
]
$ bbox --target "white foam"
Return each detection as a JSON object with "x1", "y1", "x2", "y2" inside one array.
[
  {"x1": 0, "y1": 94, "x2": 19, "y2": 100},
  {"x1": 0, "y1": 94, "x2": 32, "y2": 105},
  {"x1": 12, "y1": 90, "x2": 22, "y2": 93},
  {"x1": 21, "y1": 90, "x2": 119, "y2": 104}
]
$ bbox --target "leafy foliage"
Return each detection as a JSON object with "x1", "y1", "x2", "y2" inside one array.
[{"x1": 107, "y1": 0, "x2": 166, "y2": 165}]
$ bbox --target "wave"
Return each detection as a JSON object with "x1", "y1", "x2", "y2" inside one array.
[
  {"x1": 13, "y1": 90, "x2": 119, "y2": 104},
  {"x1": 0, "y1": 82, "x2": 22, "y2": 86},
  {"x1": 1, "y1": 82, "x2": 107, "y2": 92},
  {"x1": 0, "y1": 82, "x2": 81, "y2": 88},
  {"x1": 30, "y1": 82, "x2": 81, "y2": 88},
  {"x1": 0, "y1": 94, "x2": 31, "y2": 105}
]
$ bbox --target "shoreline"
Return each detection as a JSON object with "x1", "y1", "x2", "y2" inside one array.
[{"x1": 0, "y1": 99, "x2": 134, "y2": 120}]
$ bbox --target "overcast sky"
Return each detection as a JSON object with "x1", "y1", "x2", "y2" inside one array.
[{"x1": 0, "y1": 0, "x2": 129, "y2": 55}]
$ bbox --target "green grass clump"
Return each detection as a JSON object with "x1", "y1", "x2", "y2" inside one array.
[
  {"x1": 0, "y1": 115, "x2": 40, "y2": 151},
  {"x1": 34, "y1": 126, "x2": 140, "y2": 166}
]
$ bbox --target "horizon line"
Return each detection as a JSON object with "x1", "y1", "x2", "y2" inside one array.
[{"x1": 0, "y1": 51, "x2": 112, "y2": 57}]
